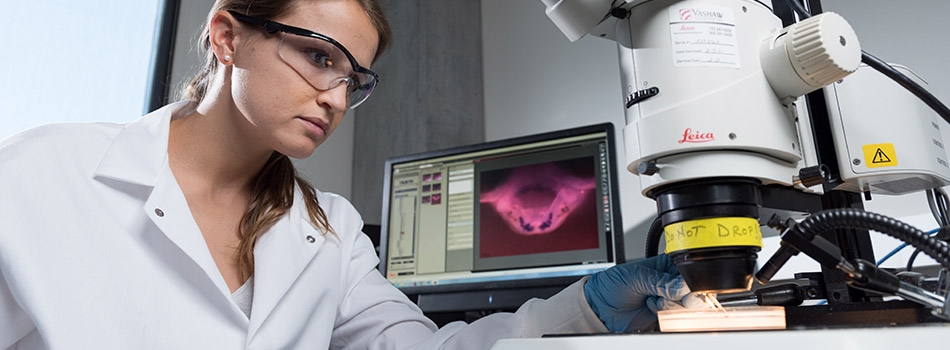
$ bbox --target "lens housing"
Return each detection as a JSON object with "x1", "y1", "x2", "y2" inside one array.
[{"x1": 649, "y1": 177, "x2": 763, "y2": 293}]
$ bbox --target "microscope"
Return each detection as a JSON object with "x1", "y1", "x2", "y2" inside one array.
[{"x1": 541, "y1": 0, "x2": 950, "y2": 328}]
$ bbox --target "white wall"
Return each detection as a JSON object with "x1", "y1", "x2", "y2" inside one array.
[{"x1": 481, "y1": 0, "x2": 949, "y2": 270}]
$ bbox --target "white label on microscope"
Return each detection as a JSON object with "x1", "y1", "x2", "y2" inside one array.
[{"x1": 669, "y1": 4, "x2": 740, "y2": 69}]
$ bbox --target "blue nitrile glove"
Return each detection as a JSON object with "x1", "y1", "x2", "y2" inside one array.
[{"x1": 584, "y1": 254, "x2": 691, "y2": 333}]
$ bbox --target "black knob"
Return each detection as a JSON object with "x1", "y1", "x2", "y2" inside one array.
[
  {"x1": 610, "y1": 7, "x2": 629, "y2": 19},
  {"x1": 637, "y1": 161, "x2": 659, "y2": 176},
  {"x1": 798, "y1": 164, "x2": 829, "y2": 187}
]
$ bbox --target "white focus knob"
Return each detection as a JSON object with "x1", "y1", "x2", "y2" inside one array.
[
  {"x1": 541, "y1": 0, "x2": 612, "y2": 42},
  {"x1": 761, "y1": 12, "x2": 862, "y2": 101},
  {"x1": 788, "y1": 12, "x2": 861, "y2": 88}
]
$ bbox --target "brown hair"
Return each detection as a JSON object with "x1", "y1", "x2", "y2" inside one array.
[{"x1": 181, "y1": 0, "x2": 392, "y2": 280}]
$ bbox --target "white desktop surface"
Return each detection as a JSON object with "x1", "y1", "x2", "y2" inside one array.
[{"x1": 490, "y1": 324, "x2": 950, "y2": 349}]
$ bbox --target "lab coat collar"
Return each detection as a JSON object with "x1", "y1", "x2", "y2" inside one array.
[{"x1": 93, "y1": 101, "x2": 194, "y2": 186}]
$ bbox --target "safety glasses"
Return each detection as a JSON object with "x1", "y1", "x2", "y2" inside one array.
[{"x1": 229, "y1": 10, "x2": 379, "y2": 109}]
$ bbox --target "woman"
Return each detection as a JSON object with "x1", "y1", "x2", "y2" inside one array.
[{"x1": 0, "y1": 0, "x2": 689, "y2": 348}]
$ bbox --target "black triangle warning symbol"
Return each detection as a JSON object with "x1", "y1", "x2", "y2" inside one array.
[{"x1": 872, "y1": 148, "x2": 892, "y2": 163}]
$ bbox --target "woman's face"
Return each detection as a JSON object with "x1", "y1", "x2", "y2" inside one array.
[{"x1": 228, "y1": 0, "x2": 379, "y2": 159}]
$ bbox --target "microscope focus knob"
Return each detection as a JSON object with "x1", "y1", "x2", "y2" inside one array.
[
  {"x1": 637, "y1": 161, "x2": 659, "y2": 176},
  {"x1": 788, "y1": 12, "x2": 860, "y2": 87},
  {"x1": 795, "y1": 164, "x2": 830, "y2": 188},
  {"x1": 761, "y1": 12, "x2": 862, "y2": 101}
]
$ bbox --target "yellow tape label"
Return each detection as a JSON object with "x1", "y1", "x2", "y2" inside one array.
[
  {"x1": 664, "y1": 217, "x2": 763, "y2": 253},
  {"x1": 862, "y1": 143, "x2": 897, "y2": 168}
]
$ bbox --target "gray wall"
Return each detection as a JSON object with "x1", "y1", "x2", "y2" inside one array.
[
  {"x1": 351, "y1": 1, "x2": 485, "y2": 225},
  {"x1": 168, "y1": 0, "x2": 212, "y2": 101},
  {"x1": 480, "y1": 0, "x2": 648, "y2": 256}
]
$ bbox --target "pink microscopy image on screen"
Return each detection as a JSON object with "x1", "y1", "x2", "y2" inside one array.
[{"x1": 478, "y1": 158, "x2": 599, "y2": 258}]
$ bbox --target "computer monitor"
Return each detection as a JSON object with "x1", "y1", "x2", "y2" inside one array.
[{"x1": 377, "y1": 123, "x2": 624, "y2": 312}]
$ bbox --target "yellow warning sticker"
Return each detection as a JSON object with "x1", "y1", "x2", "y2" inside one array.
[
  {"x1": 663, "y1": 217, "x2": 763, "y2": 253},
  {"x1": 862, "y1": 143, "x2": 897, "y2": 168}
]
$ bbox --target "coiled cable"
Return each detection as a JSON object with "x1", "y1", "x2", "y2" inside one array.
[{"x1": 791, "y1": 208, "x2": 950, "y2": 270}]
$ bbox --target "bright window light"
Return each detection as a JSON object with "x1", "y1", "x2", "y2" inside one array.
[{"x1": 0, "y1": 1, "x2": 161, "y2": 141}]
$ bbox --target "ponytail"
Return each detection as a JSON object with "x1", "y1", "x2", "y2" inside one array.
[{"x1": 237, "y1": 152, "x2": 334, "y2": 278}]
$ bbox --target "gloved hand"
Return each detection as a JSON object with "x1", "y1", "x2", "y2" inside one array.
[{"x1": 584, "y1": 254, "x2": 690, "y2": 333}]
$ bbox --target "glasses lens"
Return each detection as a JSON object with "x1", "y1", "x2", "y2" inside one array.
[
  {"x1": 347, "y1": 71, "x2": 376, "y2": 108},
  {"x1": 278, "y1": 33, "x2": 376, "y2": 108}
]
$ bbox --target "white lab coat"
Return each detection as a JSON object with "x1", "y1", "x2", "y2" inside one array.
[{"x1": 0, "y1": 101, "x2": 607, "y2": 349}]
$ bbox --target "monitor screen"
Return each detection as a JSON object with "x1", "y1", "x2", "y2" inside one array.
[{"x1": 377, "y1": 123, "x2": 624, "y2": 308}]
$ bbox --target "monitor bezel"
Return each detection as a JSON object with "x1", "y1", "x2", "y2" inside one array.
[{"x1": 377, "y1": 122, "x2": 625, "y2": 298}]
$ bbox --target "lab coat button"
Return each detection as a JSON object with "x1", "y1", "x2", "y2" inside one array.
[
  {"x1": 306, "y1": 235, "x2": 316, "y2": 243},
  {"x1": 154, "y1": 208, "x2": 164, "y2": 217}
]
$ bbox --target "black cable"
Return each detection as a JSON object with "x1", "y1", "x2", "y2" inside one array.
[
  {"x1": 783, "y1": 0, "x2": 811, "y2": 19},
  {"x1": 906, "y1": 248, "x2": 922, "y2": 271},
  {"x1": 937, "y1": 189, "x2": 950, "y2": 227},
  {"x1": 781, "y1": 0, "x2": 950, "y2": 125},
  {"x1": 860, "y1": 51, "x2": 950, "y2": 124},
  {"x1": 791, "y1": 208, "x2": 950, "y2": 270},
  {"x1": 645, "y1": 216, "x2": 663, "y2": 258},
  {"x1": 937, "y1": 188, "x2": 950, "y2": 226},
  {"x1": 927, "y1": 189, "x2": 940, "y2": 226},
  {"x1": 937, "y1": 227, "x2": 950, "y2": 242},
  {"x1": 910, "y1": 188, "x2": 949, "y2": 270},
  {"x1": 926, "y1": 189, "x2": 949, "y2": 227}
]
